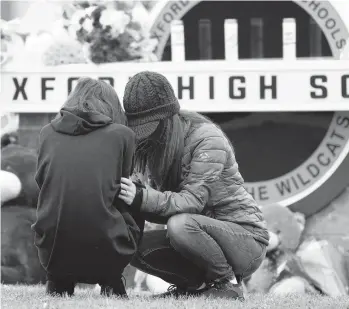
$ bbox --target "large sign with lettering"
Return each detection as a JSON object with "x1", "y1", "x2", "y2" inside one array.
[
  {"x1": 1, "y1": 61, "x2": 348, "y2": 113},
  {"x1": 147, "y1": 0, "x2": 349, "y2": 214}
]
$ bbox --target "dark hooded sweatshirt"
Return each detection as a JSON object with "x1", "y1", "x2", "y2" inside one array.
[{"x1": 32, "y1": 108, "x2": 140, "y2": 283}]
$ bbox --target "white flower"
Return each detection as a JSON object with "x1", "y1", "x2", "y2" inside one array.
[
  {"x1": 68, "y1": 24, "x2": 81, "y2": 40},
  {"x1": 127, "y1": 28, "x2": 142, "y2": 41},
  {"x1": 140, "y1": 53, "x2": 158, "y2": 62},
  {"x1": 130, "y1": 41, "x2": 140, "y2": 48},
  {"x1": 25, "y1": 33, "x2": 55, "y2": 54},
  {"x1": 131, "y1": 2, "x2": 151, "y2": 32},
  {"x1": 129, "y1": 36, "x2": 158, "y2": 61},
  {"x1": 148, "y1": 38, "x2": 159, "y2": 52},
  {"x1": 84, "y1": 6, "x2": 98, "y2": 16},
  {"x1": 71, "y1": 10, "x2": 87, "y2": 27},
  {"x1": 100, "y1": 9, "x2": 117, "y2": 27},
  {"x1": 21, "y1": 32, "x2": 56, "y2": 66},
  {"x1": 18, "y1": 1, "x2": 63, "y2": 34},
  {"x1": 50, "y1": 20, "x2": 72, "y2": 43},
  {"x1": 141, "y1": 38, "x2": 159, "y2": 53},
  {"x1": 82, "y1": 18, "x2": 94, "y2": 33},
  {"x1": 100, "y1": 9, "x2": 130, "y2": 35},
  {"x1": 130, "y1": 37, "x2": 158, "y2": 53}
]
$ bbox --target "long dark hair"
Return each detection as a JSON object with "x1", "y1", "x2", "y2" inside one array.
[
  {"x1": 134, "y1": 110, "x2": 212, "y2": 192},
  {"x1": 62, "y1": 77, "x2": 127, "y2": 125}
]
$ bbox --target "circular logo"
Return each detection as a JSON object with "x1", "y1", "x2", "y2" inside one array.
[
  {"x1": 149, "y1": 0, "x2": 349, "y2": 215},
  {"x1": 237, "y1": 112, "x2": 349, "y2": 207}
]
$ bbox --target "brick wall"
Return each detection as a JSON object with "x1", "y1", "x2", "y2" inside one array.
[{"x1": 18, "y1": 113, "x2": 56, "y2": 150}]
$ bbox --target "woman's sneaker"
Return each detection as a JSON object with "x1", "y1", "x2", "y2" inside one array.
[
  {"x1": 152, "y1": 284, "x2": 207, "y2": 299},
  {"x1": 201, "y1": 279, "x2": 245, "y2": 301}
]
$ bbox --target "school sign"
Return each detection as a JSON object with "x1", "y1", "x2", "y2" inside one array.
[{"x1": 2, "y1": 61, "x2": 349, "y2": 112}]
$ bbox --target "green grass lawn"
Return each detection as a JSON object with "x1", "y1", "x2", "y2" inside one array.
[{"x1": 1, "y1": 285, "x2": 349, "y2": 309}]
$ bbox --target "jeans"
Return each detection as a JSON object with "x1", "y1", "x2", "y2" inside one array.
[{"x1": 131, "y1": 213, "x2": 266, "y2": 289}]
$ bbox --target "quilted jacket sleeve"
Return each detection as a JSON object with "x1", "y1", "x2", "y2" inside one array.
[{"x1": 140, "y1": 125, "x2": 228, "y2": 220}]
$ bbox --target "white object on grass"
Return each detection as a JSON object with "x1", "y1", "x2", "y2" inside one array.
[
  {"x1": 94, "y1": 284, "x2": 101, "y2": 293},
  {"x1": 134, "y1": 269, "x2": 148, "y2": 292},
  {"x1": 267, "y1": 231, "x2": 280, "y2": 252},
  {"x1": 296, "y1": 239, "x2": 348, "y2": 296},
  {"x1": 270, "y1": 276, "x2": 311, "y2": 295},
  {"x1": 146, "y1": 274, "x2": 171, "y2": 294},
  {"x1": 134, "y1": 269, "x2": 171, "y2": 294}
]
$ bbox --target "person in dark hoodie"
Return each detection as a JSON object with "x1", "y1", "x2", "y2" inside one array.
[{"x1": 32, "y1": 77, "x2": 144, "y2": 298}]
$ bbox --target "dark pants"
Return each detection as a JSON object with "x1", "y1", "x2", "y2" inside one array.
[
  {"x1": 131, "y1": 213, "x2": 266, "y2": 288},
  {"x1": 46, "y1": 211, "x2": 145, "y2": 286}
]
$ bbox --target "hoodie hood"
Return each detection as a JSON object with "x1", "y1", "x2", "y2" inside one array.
[{"x1": 51, "y1": 108, "x2": 112, "y2": 136}]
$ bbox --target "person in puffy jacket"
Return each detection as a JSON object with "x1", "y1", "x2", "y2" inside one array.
[
  {"x1": 119, "y1": 71, "x2": 269, "y2": 300},
  {"x1": 32, "y1": 77, "x2": 143, "y2": 298}
]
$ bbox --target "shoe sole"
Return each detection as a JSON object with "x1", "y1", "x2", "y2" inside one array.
[{"x1": 202, "y1": 290, "x2": 245, "y2": 301}]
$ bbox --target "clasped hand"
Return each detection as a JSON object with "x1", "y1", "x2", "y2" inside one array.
[{"x1": 118, "y1": 177, "x2": 136, "y2": 205}]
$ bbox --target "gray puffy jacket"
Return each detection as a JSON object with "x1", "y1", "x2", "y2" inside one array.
[{"x1": 140, "y1": 118, "x2": 269, "y2": 246}]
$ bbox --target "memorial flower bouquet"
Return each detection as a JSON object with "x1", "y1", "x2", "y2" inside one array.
[{"x1": 66, "y1": 1, "x2": 158, "y2": 64}]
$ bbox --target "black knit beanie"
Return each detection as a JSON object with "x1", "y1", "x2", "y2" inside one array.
[{"x1": 123, "y1": 71, "x2": 180, "y2": 140}]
